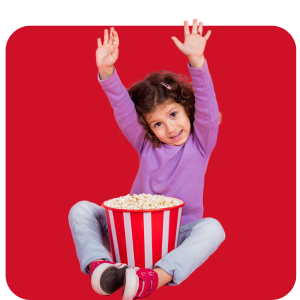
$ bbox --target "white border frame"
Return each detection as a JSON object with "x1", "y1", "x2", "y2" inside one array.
[{"x1": 1, "y1": 1, "x2": 298, "y2": 299}]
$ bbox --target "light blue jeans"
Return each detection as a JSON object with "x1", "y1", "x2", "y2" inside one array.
[{"x1": 68, "y1": 200, "x2": 225, "y2": 286}]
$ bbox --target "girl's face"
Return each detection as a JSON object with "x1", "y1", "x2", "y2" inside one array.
[{"x1": 146, "y1": 100, "x2": 191, "y2": 146}]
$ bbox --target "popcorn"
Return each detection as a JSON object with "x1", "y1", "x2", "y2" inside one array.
[{"x1": 104, "y1": 193, "x2": 180, "y2": 210}]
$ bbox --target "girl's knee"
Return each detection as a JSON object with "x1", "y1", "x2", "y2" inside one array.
[
  {"x1": 206, "y1": 218, "x2": 226, "y2": 241},
  {"x1": 196, "y1": 217, "x2": 225, "y2": 242},
  {"x1": 68, "y1": 200, "x2": 92, "y2": 221}
]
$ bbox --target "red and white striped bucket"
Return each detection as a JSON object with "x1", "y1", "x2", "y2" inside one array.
[{"x1": 103, "y1": 198, "x2": 185, "y2": 269}]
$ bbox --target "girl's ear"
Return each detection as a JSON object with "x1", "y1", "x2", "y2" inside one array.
[{"x1": 218, "y1": 112, "x2": 222, "y2": 125}]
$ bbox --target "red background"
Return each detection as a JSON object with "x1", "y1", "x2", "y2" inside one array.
[{"x1": 6, "y1": 26, "x2": 296, "y2": 299}]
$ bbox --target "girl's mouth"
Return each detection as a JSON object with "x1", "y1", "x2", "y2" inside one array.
[{"x1": 170, "y1": 130, "x2": 183, "y2": 141}]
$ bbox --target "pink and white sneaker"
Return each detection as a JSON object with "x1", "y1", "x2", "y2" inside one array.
[
  {"x1": 122, "y1": 267, "x2": 158, "y2": 300},
  {"x1": 89, "y1": 260, "x2": 128, "y2": 295}
]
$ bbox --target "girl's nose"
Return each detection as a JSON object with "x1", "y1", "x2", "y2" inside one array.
[{"x1": 166, "y1": 122, "x2": 176, "y2": 135}]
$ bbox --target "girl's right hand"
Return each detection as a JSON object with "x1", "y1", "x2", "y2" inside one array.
[{"x1": 96, "y1": 27, "x2": 119, "y2": 75}]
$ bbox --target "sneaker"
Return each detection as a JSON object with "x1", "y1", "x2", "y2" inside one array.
[
  {"x1": 89, "y1": 260, "x2": 128, "y2": 295},
  {"x1": 122, "y1": 267, "x2": 158, "y2": 300}
]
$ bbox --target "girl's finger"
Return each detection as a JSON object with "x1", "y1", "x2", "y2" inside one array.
[
  {"x1": 103, "y1": 29, "x2": 109, "y2": 45},
  {"x1": 112, "y1": 31, "x2": 119, "y2": 46},
  {"x1": 171, "y1": 36, "x2": 183, "y2": 52},
  {"x1": 198, "y1": 22, "x2": 203, "y2": 35},
  {"x1": 109, "y1": 27, "x2": 114, "y2": 45},
  {"x1": 184, "y1": 20, "x2": 190, "y2": 36},
  {"x1": 191, "y1": 19, "x2": 198, "y2": 34},
  {"x1": 204, "y1": 30, "x2": 212, "y2": 41},
  {"x1": 111, "y1": 43, "x2": 119, "y2": 61},
  {"x1": 97, "y1": 38, "x2": 102, "y2": 47}
]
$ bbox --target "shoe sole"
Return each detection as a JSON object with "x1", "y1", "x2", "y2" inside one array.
[
  {"x1": 91, "y1": 263, "x2": 128, "y2": 295},
  {"x1": 122, "y1": 269, "x2": 139, "y2": 300}
]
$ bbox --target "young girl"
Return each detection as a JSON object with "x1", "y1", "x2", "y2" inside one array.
[{"x1": 68, "y1": 19, "x2": 225, "y2": 300}]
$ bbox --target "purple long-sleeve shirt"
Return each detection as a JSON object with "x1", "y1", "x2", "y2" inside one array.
[{"x1": 98, "y1": 59, "x2": 219, "y2": 226}]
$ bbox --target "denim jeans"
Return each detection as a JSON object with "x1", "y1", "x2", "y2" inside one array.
[{"x1": 68, "y1": 200, "x2": 225, "y2": 286}]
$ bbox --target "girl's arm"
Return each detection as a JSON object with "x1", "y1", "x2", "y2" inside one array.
[
  {"x1": 188, "y1": 58, "x2": 219, "y2": 157},
  {"x1": 96, "y1": 28, "x2": 146, "y2": 153},
  {"x1": 172, "y1": 19, "x2": 218, "y2": 157},
  {"x1": 98, "y1": 67, "x2": 146, "y2": 152}
]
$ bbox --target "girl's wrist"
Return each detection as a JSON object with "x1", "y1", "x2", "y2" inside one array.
[
  {"x1": 98, "y1": 66, "x2": 114, "y2": 80},
  {"x1": 188, "y1": 56, "x2": 205, "y2": 68}
]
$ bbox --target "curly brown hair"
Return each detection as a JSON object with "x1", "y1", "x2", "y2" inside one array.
[{"x1": 127, "y1": 70, "x2": 196, "y2": 147}]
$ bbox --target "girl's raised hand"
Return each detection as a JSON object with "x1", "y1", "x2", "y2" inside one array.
[
  {"x1": 96, "y1": 27, "x2": 119, "y2": 70},
  {"x1": 171, "y1": 19, "x2": 211, "y2": 62}
]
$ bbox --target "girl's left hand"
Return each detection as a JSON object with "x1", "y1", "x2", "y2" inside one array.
[{"x1": 171, "y1": 19, "x2": 211, "y2": 62}]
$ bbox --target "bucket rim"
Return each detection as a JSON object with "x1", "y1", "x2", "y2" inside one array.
[{"x1": 102, "y1": 196, "x2": 185, "y2": 212}]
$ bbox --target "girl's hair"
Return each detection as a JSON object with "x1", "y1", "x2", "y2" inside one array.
[
  {"x1": 127, "y1": 70, "x2": 222, "y2": 148},
  {"x1": 127, "y1": 70, "x2": 196, "y2": 147}
]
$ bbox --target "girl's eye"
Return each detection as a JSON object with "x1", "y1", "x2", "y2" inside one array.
[
  {"x1": 170, "y1": 112, "x2": 177, "y2": 118},
  {"x1": 154, "y1": 122, "x2": 162, "y2": 128}
]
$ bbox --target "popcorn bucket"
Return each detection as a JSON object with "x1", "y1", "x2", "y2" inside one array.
[{"x1": 103, "y1": 198, "x2": 185, "y2": 269}]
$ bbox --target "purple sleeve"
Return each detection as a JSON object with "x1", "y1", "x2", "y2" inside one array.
[
  {"x1": 188, "y1": 59, "x2": 219, "y2": 157},
  {"x1": 97, "y1": 67, "x2": 146, "y2": 153}
]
